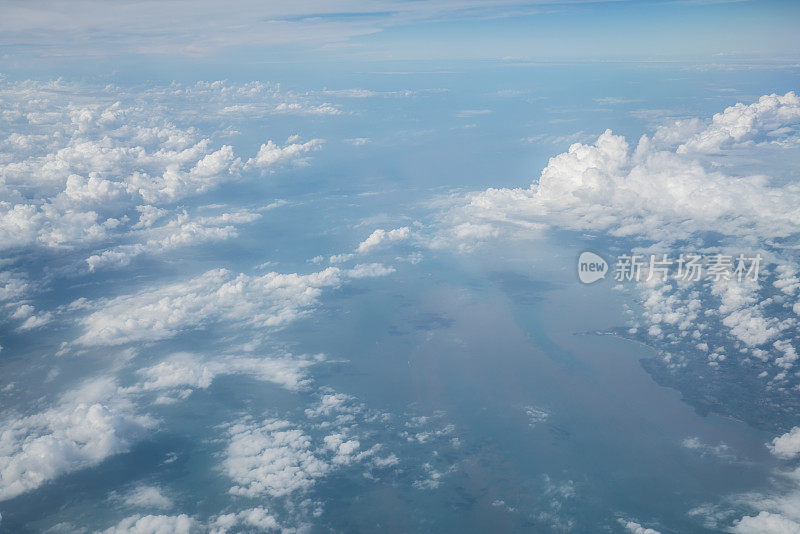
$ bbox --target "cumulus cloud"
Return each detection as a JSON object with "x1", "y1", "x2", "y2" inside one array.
[
  {"x1": 357, "y1": 227, "x2": 411, "y2": 253},
  {"x1": 73, "y1": 259, "x2": 397, "y2": 347},
  {"x1": 131, "y1": 352, "x2": 320, "y2": 395},
  {"x1": 85, "y1": 208, "x2": 261, "y2": 271},
  {"x1": 99, "y1": 513, "x2": 195, "y2": 534},
  {"x1": 440, "y1": 93, "x2": 800, "y2": 247},
  {"x1": 74, "y1": 267, "x2": 344, "y2": 346},
  {"x1": 769, "y1": 427, "x2": 800, "y2": 460},
  {"x1": 0, "y1": 78, "x2": 326, "y2": 279},
  {"x1": 100, "y1": 507, "x2": 284, "y2": 533},
  {"x1": 223, "y1": 418, "x2": 331, "y2": 498},
  {"x1": 0, "y1": 377, "x2": 155, "y2": 501},
  {"x1": 730, "y1": 511, "x2": 800, "y2": 534},
  {"x1": 222, "y1": 395, "x2": 390, "y2": 502},
  {"x1": 674, "y1": 92, "x2": 800, "y2": 154},
  {"x1": 621, "y1": 520, "x2": 661, "y2": 534},
  {"x1": 209, "y1": 507, "x2": 281, "y2": 533},
  {"x1": 347, "y1": 263, "x2": 396, "y2": 278},
  {"x1": 0, "y1": 272, "x2": 29, "y2": 302},
  {"x1": 246, "y1": 138, "x2": 324, "y2": 171},
  {"x1": 0, "y1": 348, "x2": 330, "y2": 503},
  {"x1": 731, "y1": 505, "x2": 800, "y2": 534},
  {"x1": 117, "y1": 485, "x2": 174, "y2": 510}
]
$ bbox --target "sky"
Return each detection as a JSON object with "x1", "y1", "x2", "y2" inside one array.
[
  {"x1": 2, "y1": 1, "x2": 800, "y2": 533},
  {"x1": 1, "y1": 0, "x2": 799, "y2": 70}
]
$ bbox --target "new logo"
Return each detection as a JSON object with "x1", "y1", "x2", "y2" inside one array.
[{"x1": 578, "y1": 251, "x2": 607, "y2": 284}]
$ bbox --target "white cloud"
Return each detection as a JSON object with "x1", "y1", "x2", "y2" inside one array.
[
  {"x1": 0, "y1": 377, "x2": 155, "y2": 501},
  {"x1": 75, "y1": 267, "x2": 344, "y2": 346},
  {"x1": 412, "y1": 462, "x2": 455, "y2": 490},
  {"x1": 323, "y1": 433, "x2": 363, "y2": 465},
  {"x1": 357, "y1": 227, "x2": 410, "y2": 253},
  {"x1": 621, "y1": 520, "x2": 662, "y2": 534},
  {"x1": 131, "y1": 352, "x2": 319, "y2": 394},
  {"x1": 209, "y1": 507, "x2": 281, "y2": 533},
  {"x1": 100, "y1": 514, "x2": 195, "y2": 534},
  {"x1": 674, "y1": 92, "x2": 800, "y2": 154},
  {"x1": 768, "y1": 427, "x2": 800, "y2": 460},
  {"x1": 681, "y1": 437, "x2": 733, "y2": 460},
  {"x1": 329, "y1": 253, "x2": 354, "y2": 264},
  {"x1": 347, "y1": 263, "x2": 396, "y2": 278},
  {"x1": 85, "y1": 208, "x2": 261, "y2": 271},
  {"x1": 0, "y1": 80, "x2": 247, "y2": 254},
  {"x1": 304, "y1": 393, "x2": 359, "y2": 418},
  {"x1": 0, "y1": 272, "x2": 29, "y2": 302},
  {"x1": 439, "y1": 93, "x2": 800, "y2": 247},
  {"x1": 16, "y1": 310, "x2": 53, "y2": 331},
  {"x1": 102, "y1": 507, "x2": 284, "y2": 534},
  {"x1": 730, "y1": 511, "x2": 800, "y2": 534},
  {"x1": 246, "y1": 138, "x2": 324, "y2": 171},
  {"x1": 694, "y1": 464, "x2": 800, "y2": 532},
  {"x1": 524, "y1": 406, "x2": 549, "y2": 427},
  {"x1": 0, "y1": 79, "x2": 329, "y2": 290},
  {"x1": 223, "y1": 418, "x2": 330, "y2": 498},
  {"x1": 118, "y1": 485, "x2": 174, "y2": 510}
]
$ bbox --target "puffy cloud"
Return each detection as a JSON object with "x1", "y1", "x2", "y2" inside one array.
[
  {"x1": 304, "y1": 393, "x2": 358, "y2": 418},
  {"x1": 675, "y1": 92, "x2": 800, "y2": 154},
  {"x1": 222, "y1": 395, "x2": 388, "y2": 500},
  {"x1": 329, "y1": 253, "x2": 354, "y2": 264},
  {"x1": 323, "y1": 433, "x2": 364, "y2": 465},
  {"x1": 272, "y1": 103, "x2": 341, "y2": 116},
  {"x1": 209, "y1": 507, "x2": 280, "y2": 533},
  {"x1": 692, "y1": 462, "x2": 800, "y2": 532},
  {"x1": 131, "y1": 352, "x2": 319, "y2": 394},
  {"x1": 325, "y1": 225, "x2": 412, "y2": 269},
  {"x1": 99, "y1": 514, "x2": 195, "y2": 534},
  {"x1": 357, "y1": 227, "x2": 410, "y2": 253},
  {"x1": 75, "y1": 267, "x2": 345, "y2": 346},
  {"x1": 0, "y1": 78, "x2": 326, "y2": 281},
  {"x1": 769, "y1": 427, "x2": 800, "y2": 460},
  {"x1": 85, "y1": 208, "x2": 261, "y2": 271},
  {"x1": 621, "y1": 520, "x2": 661, "y2": 534},
  {"x1": 117, "y1": 485, "x2": 174, "y2": 510},
  {"x1": 524, "y1": 406, "x2": 549, "y2": 427},
  {"x1": 74, "y1": 260, "x2": 397, "y2": 347},
  {"x1": 102, "y1": 507, "x2": 283, "y2": 534},
  {"x1": 246, "y1": 138, "x2": 323, "y2": 171},
  {"x1": 712, "y1": 278, "x2": 783, "y2": 348},
  {"x1": 0, "y1": 271, "x2": 28, "y2": 302},
  {"x1": 0, "y1": 377, "x2": 155, "y2": 501},
  {"x1": 0, "y1": 81, "x2": 244, "y2": 253},
  {"x1": 147, "y1": 81, "x2": 342, "y2": 119},
  {"x1": 680, "y1": 437, "x2": 734, "y2": 461},
  {"x1": 346, "y1": 263, "x2": 396, "y2": 278},
  {"x1": 412, "y1": 462, "x2": 455, "y2": 490},
  {"x1": 16, "y1": 310, "x2": 54, "y2": 331},
  {"x1": 440, "y1": 93, "x2": 800, "y2": 247},
  {"x1": 223, "y1": 418, "x2": 330, "y2": 498},
  {"x1": 730, "y1": 511, "x2": 800, "y2": 534}
]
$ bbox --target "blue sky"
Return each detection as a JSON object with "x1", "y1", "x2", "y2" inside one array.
[{"x1": 1, "y1": 0, "x2": 798, "y2": 70}]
